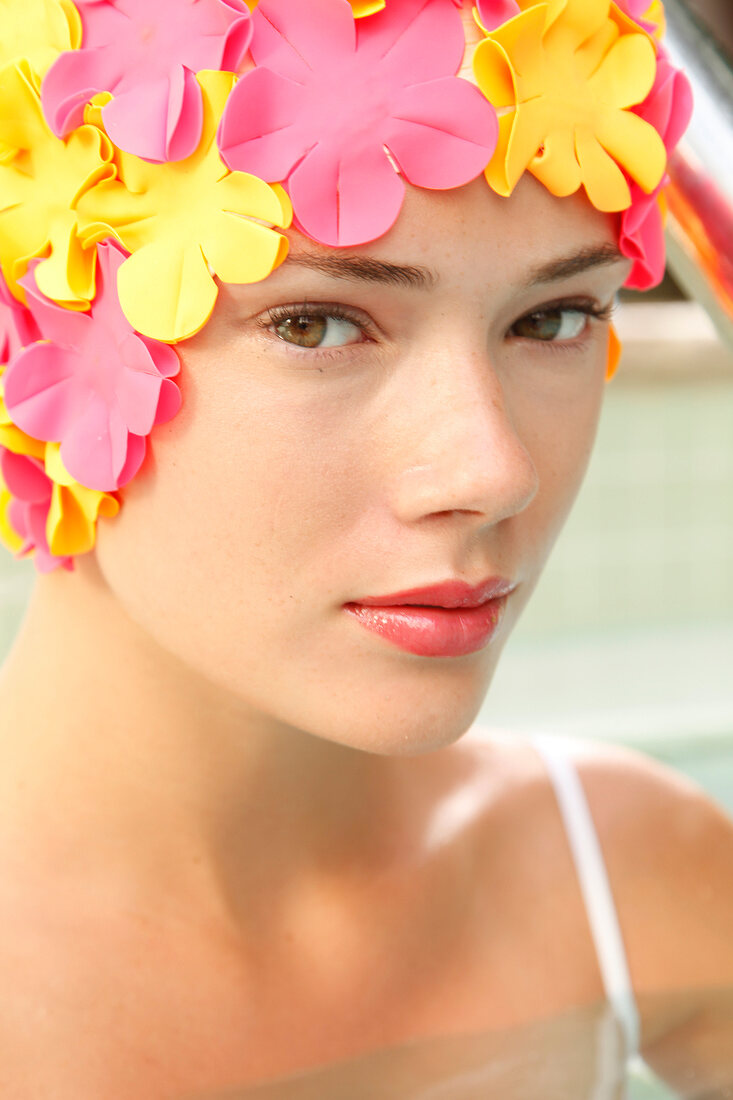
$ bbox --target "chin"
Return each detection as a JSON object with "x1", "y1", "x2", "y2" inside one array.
[{"x1": 322, "y1": 684, "x2": 493, "y2": 760}]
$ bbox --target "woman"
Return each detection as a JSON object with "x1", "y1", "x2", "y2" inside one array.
[{"x1": 0, "y1": 0, "x2": 730, "y2": 1096}]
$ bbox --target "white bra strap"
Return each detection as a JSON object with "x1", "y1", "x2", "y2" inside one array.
[{"x1": 527, "y1": 733, "x2": 641, "y2": 1063}]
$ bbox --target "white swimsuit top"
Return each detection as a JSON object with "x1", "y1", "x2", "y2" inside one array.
[{"x1": 527, "y1": 733, "x2": 667, "y2": 1098}]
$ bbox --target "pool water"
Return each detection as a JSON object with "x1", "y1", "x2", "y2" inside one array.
[{"x1": 178, "y1": 1005, "x2": 692, "y2": 1098}]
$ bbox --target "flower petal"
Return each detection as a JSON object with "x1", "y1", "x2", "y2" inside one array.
[
  {"x1": 622, "y1": 192, "x2": 666, "y2": 289},
  {"x1": 33, "y1": 210, "x2": 99, "y2": 308},
  {"x1": 358, "y1": 0, "x2": 465, "y2": 83},
  {"x1": 589, "y1": 32, "x2": 657, "y2": 110},
  {"x1": 217, "y1": 65, "x2": 308, "y2": 181},
  {"x1": 386, "y1": 77, "x2": 498, "y2": 189},
  {"x1": 60, "y1": 391, "x2": 128, "y2": 490},
  {"x1": 47, "y1": 479, "x2": 119, "y2": 556},
  {"x1": 114, "y1": 336, "x2": 168, "y2": 436},
  {"x1": 1, "y1": 449, "x2": 50, "y2": 503},
  {"x1": 250, "y1": 0, "x2": 356, "y2": 81},
  {"x1": 0, "y1": 0, "x2": 81, "y2": 82},
  {"x1": 102, "y1": 68, "x2": 204, "y2": 164},
  {"x1": 505, "y1": 100, "x2": 549, "y2": 193},
  {"x1": 288, "y1": 140, "x2": 404, "y2": 247},
  {"x1": 203, "y1": 209, "x2": 289, "y2": 285},
  {"x1": 472, "y1": 36, "x2": 516, "y2": 110},
  {"x1": 595, "y1": 108, "x2": 666, "y2": 194},
  {"x1": 138, "y1": 334, "x2": 181, "y2": 380},
  {"x1": 575, "y1": 125, "x2": 631, "y2": 211},
  {"x1": 41, "y1": 44, "x2": 122, "y2": 137},
  {"x1": 4, "y1": 342, "x2": 82, "y2": 443},
  {"x1": 484, "y1": 111, "x2": 515, "y2": 196},
  {"x1": 114, "y1": 431, "x2": 146, "y2": 488},
  {"x1": 154, "y1": 378, "x2": 182, "y2": 426},
  {"x1": 116, "y1": 238, "x2": 218, "y2": 343}
]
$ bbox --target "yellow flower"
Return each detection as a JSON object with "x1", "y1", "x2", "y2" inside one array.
[
  {"x1": 79, "y1": 69, "x2": 292, "y2": 343},
  {"x1": 474, "y1": 0, "x2": 667, "y2": 212},
  {"x1": 0, "y1": 60, "x2": 115, "y2": 308},
  {"x1": 0, "y1": 0, "x2": 81, "y2": 80},
  {"x1": 44, "y1": 443, "x2": 119, "y2": 556}
]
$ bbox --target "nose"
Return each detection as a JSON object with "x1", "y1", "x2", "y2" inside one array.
[{"x1": 388, "y1": 346, "x2": 539, "y2": 527}]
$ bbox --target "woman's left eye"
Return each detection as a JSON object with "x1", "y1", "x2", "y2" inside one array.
[
  {"x1": 510, "y1": 307, "x2": 593, "y2": 342},
  {"x1": 268, "y1": 311, "x2": 365, "y2": 349}
]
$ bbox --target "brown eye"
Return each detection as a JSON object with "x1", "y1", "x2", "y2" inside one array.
[
  {"x1": 512, "y1": 308, "x2": 587, "y2": 342},
  {"x1": 271, "y1": 312, "x2": 364, "y2": 349},
  {"x1": 274, "y1": 315, "x2": 328, "y2": 348}
]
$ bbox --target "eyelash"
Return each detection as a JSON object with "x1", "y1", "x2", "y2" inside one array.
[
  {"x1": 508, "y1": 298, "x2": 617, "y2": 353},
  {"x1": 258, "y1": 298, "x2": 616, "y2": 359},
  {"x1": 258, "y1": 303, "x2": 376, "y2": 361}
]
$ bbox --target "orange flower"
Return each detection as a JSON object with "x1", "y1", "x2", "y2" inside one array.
[{"x1": 474, "y1": 0, "x2": 667, "y2": 211}]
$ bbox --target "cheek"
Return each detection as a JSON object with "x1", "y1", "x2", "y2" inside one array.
[{"x1": 92, "y1": 353, "x2": 370, "y2": 670}]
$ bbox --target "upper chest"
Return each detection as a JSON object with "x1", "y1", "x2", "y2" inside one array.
[{"x1": 0, "y1": 760, "x2": 611, "y2": 1097}]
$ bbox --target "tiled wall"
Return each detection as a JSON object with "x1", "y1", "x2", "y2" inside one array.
[{"x1": 510, "y1": 373, "x2": 733, "y2": 641}]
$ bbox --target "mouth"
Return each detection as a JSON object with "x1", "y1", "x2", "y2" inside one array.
[{"x1": 343, "y1": 587, "x2": 514, "y2": 658}]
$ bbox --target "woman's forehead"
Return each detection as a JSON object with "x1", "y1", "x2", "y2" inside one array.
[{"x1": 281, "y1": 173, "x2": 624, "y2": 288}]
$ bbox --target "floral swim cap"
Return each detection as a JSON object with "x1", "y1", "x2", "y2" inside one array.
[{"x1": 0, "y1": 0, "x2": 692, "y2": 572}]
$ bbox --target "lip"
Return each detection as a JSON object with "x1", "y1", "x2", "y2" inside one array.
[
  {"x1": 343, "y1": 576, "x2": 516, "y2": 658},
  {"x1": 351, "y1": 576, "x2": 516, "y2": 609}
]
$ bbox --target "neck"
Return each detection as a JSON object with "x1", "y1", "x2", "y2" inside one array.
[{"x1": 0, "y1": 563, "x2": 411, "y2": 936}]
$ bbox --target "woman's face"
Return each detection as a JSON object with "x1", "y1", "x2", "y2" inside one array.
[{"x1": 91, "y1": 173, "x2": 629, "y2": 754}]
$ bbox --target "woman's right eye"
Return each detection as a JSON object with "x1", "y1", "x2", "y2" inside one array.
[{"x1": 269, "y1": 311, "x2": 366, "y2": 349}]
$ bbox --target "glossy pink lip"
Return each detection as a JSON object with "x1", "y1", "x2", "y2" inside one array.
[
  {"x1": 351, "y1": 576, "x2": 516, "y2": 609},
  {"x1": 343, "y1": 576, "x2": 516, "y2": 658}
]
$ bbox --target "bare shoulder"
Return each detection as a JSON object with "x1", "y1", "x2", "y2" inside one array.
[
  {"x1": 559, "y1": 736, "x2": 733, "y2": 992},
  {"x1": 460, "y1": 728, "x2": 733, "y2": 990}
]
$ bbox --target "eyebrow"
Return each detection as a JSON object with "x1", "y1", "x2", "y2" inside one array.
[
  {"x1": 286, "y1": 252, "x2": 436, "y2": 289},
  {"x1": 286, "y1": 242, "x2": 625, "y2": 291},
  {"x1": 525, "y1": 243, "x2": 627, "y2": 286}
]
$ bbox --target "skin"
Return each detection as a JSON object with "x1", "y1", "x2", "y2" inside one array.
[{"x1": 0, "y1": 176, "x2": 731, "y2": 1096}]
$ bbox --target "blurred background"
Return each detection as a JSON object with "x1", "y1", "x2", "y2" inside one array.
[{"x1": 480, "y1": 0, "x2": 733, "y2": 820}]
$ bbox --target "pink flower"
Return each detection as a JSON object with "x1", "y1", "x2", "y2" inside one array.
[
  {"x1": 621, "y1": 57, "x2": 693, "y2": 289},
  {"x1": 0, "y1": 448, "x2": 72, "y2": 572},
  {"x1": 474, "y1": 0, "x2": 519, "y2": 31},
  {"x1": 41, "y1": 0, "x2": 253, "y2": 162},
  {"x1": 0, "y1": 272, "x2": 40, "y2": 365},
  {"x1": 3, "y1": 241, "x2": 182, "y2": 492},
  {"x1": 218, "y1": 0, "x2": 498, "y2": 246}
]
